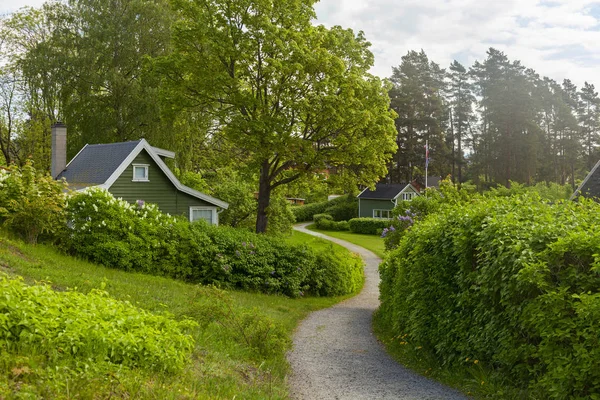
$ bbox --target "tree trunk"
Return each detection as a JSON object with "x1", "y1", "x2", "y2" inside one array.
[
  {"x1": 449, "y1": 108, "x2": 455, "y2": 182},
  {"x1": 255, "y1": 160, "x2": 272, "y2": 234}
]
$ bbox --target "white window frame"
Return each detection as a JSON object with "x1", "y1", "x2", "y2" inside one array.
[
  {"x1": 401, "y1": 192, "x2": 415, "y2": 201},
  {"x1": 189, "y1": 206, "x2": 218, "y2": 225},
  {"x1": 373, "y1": 209, "x2": 392, "y2": 219},
  {"x1": 132, "y1": 164, "x2": 149, "y2": 182}
]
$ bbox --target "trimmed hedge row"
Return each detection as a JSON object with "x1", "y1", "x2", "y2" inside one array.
[
  {"x1": 65, "y1": 188, "x2": 363, "y2": 298},
  {"x1": 377, "y1": 195, "x2": 600, "y2": 397},
  {"x1": 293, "y1": 195, "x2": 357, "y2": 222},
  {"x1": 313, "y1": 214, "x2": 349, "y2": 231},
  {"x1": 348, "y1": 218, "x2": 391, "y2": 235}
]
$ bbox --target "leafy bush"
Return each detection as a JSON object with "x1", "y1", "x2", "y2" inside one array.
[
  {"x1": 323, "y1": 198, "x2": 358, "y2": 221},
  {"x1": 65, "y1": 188, "x2": 360, "y2": 298},
  {"x1": 0, "y1": 162, "x2": 67, "y2": 243},
  {"x1": 314, "y1": 214, "x2": 350, "y2": 231},
  {"x1": 65, "y1": 188, "x2": 203, "y2": 279},
  {"x1": 378, "y1": 194, "x2": 600, "y2": 398},
  {"x1": 0, "y1": 274, "x2": 196, "y2": 373},
  {"x1": 293, "y1": 195, "x2": 357, "y2": 222},
  {"x1": 348, "y1": 218, "x2": 391, "y2": 235}
]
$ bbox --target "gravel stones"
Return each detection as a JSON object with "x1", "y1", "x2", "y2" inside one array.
[{"x1": 287, "y1": 224, "x2": 467, "y2": 400}]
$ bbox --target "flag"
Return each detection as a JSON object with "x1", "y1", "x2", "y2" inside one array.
[{"x1": 425, "y1": 143, "x2": 429, "y2": 169}]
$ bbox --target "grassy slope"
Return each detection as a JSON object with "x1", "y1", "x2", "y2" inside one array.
[
  {"x1": 305, "y1": 224, "x2": 386, "y2": 258},
  {"x1": 0, "y1": 229, "x2": 356, "y2": 399}
]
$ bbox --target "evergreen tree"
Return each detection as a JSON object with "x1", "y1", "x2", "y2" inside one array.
[
  {"x1": 446, "y1": 60, "x2": 475, "y2": 183},
  {"x1": 388, "y1": 50, "x2": 448, "y2": 183}
]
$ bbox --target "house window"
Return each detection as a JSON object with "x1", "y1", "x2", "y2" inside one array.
[
  {"x1": 132, "y1": 164, "x2": 149, "y2": 181},
  {"x1": 401, "y1": 192, "x2": 415, "y2": 201},
  {"x1": 190, "y1": 206, "x2": 216, "y2": 225},
  {"x1": 373, "y1": 209, "x2": 392, "y2": 219}
]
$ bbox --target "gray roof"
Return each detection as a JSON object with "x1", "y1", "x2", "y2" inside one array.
[
  {"x1": 572, "y1": 160, "x2": 600, "y2": 201},
  {"x1": 56, "y1": 141, "x2": 141, "y2": 185},
  {"x1": 358, "y1": 184, "x2": 410, "y2": 200}
]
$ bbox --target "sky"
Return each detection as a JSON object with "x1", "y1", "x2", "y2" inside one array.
[{"x1": 3, "y1": 0, "x2": 600, "y2": 88}]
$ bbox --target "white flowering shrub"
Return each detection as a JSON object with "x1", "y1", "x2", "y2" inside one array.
[
  {"x1": 0, "y1": 162, "x2": 67, "y2": 243},
  {"x1": 65, "y1": 188, "x2": 211, "y2": 278}
]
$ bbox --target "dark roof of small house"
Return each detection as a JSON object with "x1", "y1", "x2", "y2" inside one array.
[
  {"x1": 56, "y1": 141, "x2": 141, "y2": 184},
  {"x1": 572, "y1": 160, "x2": 600, "y2": 201},
  {"x1": 358, "y1": 183, "x2": 411, "y2": 200}
]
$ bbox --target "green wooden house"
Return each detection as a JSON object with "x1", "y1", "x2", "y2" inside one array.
[
  {"x1": 51, "y1": 124, "x2": 228, "y2": 225},
  {"x1": 357, "y1": 183, "x2": 419, "y2": 219}
]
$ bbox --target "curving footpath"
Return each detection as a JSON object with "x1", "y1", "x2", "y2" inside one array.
[{"x1": 287, "y1": 223, "x2": 467, "y2": 400}]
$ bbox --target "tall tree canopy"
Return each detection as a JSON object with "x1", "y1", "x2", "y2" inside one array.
[
  {"x1": 161, "y1": 0, "x2": 397, "y2": 233},
  {"x1": 388, "y1": 50, "x2": 448, "y2": 183}
]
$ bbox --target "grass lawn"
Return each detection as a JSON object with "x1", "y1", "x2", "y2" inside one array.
[
  {"x1": 0, "y1": 230, "x2": 353, "y2": 399},
  {"x1": 305, "y1": 224, "x2": 386, "y2": 259}
]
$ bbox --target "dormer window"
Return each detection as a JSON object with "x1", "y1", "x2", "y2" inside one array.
[{"x1": 132, "y1": 164, "x2": 149, "y2": 181}]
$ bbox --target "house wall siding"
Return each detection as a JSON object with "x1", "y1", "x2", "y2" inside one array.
[
  {"x1": 359, "y1": 199, "x2": 395, "y2": 218},
  {"x1": 108, "y1": 150, "x2": 211, "y2": 219}
]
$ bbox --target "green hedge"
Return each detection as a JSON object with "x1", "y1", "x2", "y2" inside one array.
[
  {"x1": 377, "y1": 195, "x2": 600, "y2": 397},
  {"x1": 65, "y1": 188, "x2": 362, "y2": 298},
  {"x1": 293, "y1": 195, "x2": 357, "y2": 222},
  {"x1": 312, "y1": 214, "x2": 350, "y2": 231},
  {"x1": 348, "y1": 218, "x2": 391, "y2": 235}
]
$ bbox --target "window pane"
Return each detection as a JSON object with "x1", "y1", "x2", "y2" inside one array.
[
  {"x1": 192, "y1": 209, "x2": 213, "y2": 224},
  {"x1": 134, "y1": 166, "x2": 147, "y2": 179}
]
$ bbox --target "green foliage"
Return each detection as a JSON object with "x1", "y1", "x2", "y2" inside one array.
[
  {"x1": 378, "y1": 194, "x2": 600, "y2": 397},
  {"x1": 65, "y1": 188, "x2": 198, "y2": 278},
  {"x1": 0, "y1": 274, "x2": 195, "y2": 374},
  {"x1": 162, "y1": 0, "x2": 396, "y2": 233},
  {"x1": 0, "y1": 162, "x2": 67, "y2": 243},
  {"x1": 0, "y1": 231, "x2": 348, "y2": 399},
  {"x1": 293, "y1": 195, "x2": 357, "y2": 222},
  {"x1": 313, "y1": 214, "x2": 349, "y2": 231},
  {"x1": 348, "y1": 218, "x2": 391, "y2": 235},
  {"x1": 65, "y1": 188, "x2": 359, "y2": 298},
  {"x1": 203, "y1": 168, "x2": 257, "y2": 229},
  {"x1": 266, "y1": 193, "x2": 296, "y2": 236},
  {"x1": 487, "y1": 180, "x2": 573, "y2": 201}
]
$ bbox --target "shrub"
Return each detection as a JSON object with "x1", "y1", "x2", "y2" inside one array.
[
  {"x1": 0, "y1": 274, "x2": 196, "y2": 373},
  {"x1": 65, "y1": 188, "x2": 203, "y2": 279},
  {"x1": 348, "y1": 218, "x2": 391, "y2": 235},
  {"x1": 314, "y1": 213, "x2": 350, "y2": 231},
  {"x1": 377, "y1": 194, "x2": 600, "y2": 397},
  {"x1": 306, "y1": 249, "x2": 363, "y2": 296},
  {"x1": 65, "y1": 188, "x2": 361, "y2": 298},
  {"x1": 293, "y1": 195, "x2": 357, "y2": 222},
  {"x1": 323, "y1": 199, "x2": 358, "y2": 221},
  {"x1": 0, "y1": 162, "x2": 67, "y2": 244}
]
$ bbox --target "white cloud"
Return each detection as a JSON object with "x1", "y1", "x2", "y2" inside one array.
[
  {"x1": 0, "y1": 0, "x2": 47, "y2": 15},
  {"x1": 315, "y1": 0, "x2": 600, "y2": 89},
  {"x1": 4, "y1": 0, "x2": 600, "y2": 89}
]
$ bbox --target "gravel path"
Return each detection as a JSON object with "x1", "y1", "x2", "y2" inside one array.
[{"x1": 287, "y1": 223, "x2": 467, "y2": 400}]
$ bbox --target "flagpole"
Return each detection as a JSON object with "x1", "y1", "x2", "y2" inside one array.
[{"x1": 425, "y1": 140, "x2": 428, "y2": 189}]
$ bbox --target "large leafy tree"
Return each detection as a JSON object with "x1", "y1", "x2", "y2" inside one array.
[{"x1": 161, "y1": 0, "x2": 397, "y2": 233}]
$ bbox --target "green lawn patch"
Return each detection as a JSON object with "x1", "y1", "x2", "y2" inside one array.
[
  {"x1": 305, "y1": 224, "x2": 386, "y2": 258},
  {"x1": 0, "y1": 230, "x2": 349, "y2": 399}
]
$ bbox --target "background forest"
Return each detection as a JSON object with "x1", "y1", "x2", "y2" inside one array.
[{"x1": 1, "y1": 0, "x2": 598, "y2": 224}]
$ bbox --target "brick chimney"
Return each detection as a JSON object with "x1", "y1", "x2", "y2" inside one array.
[{"x1": 51, "y1": 122, "x2": 67, "y2": 179}]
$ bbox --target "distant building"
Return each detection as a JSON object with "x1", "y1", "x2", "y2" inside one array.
[
  {"x1": 571, "y1": 161, "x2": 600, "y2": 201},
  {"x1": 357, "y1": 183, "x2": 419, "y2": 219}
]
